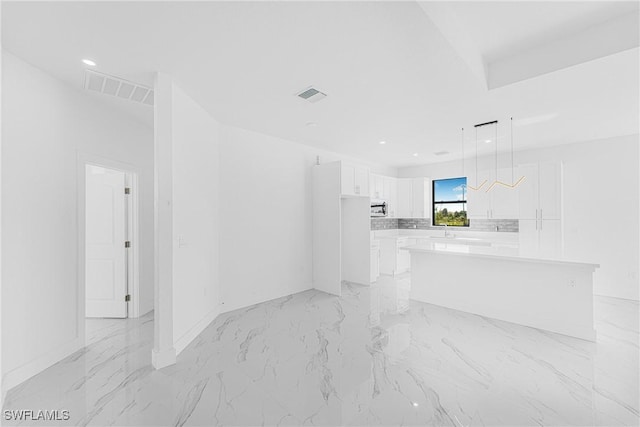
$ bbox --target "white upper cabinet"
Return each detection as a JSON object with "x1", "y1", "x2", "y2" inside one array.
[
  {"x1": 369, "y1": 173, "x2": 399, "y2": 217},
  {"x1": 517, "y1": 162, "x2": 562, "y2": 220},
  {"x1": 412, "y1": 177, "x2": 429, "y2": 218},
  {"x1": 467, "y1": 168, "x2": 520, "y2": 219},
  {"x1": 386, "y1": 176, "x2": 398, "y2": 218},
  {"x1": 355, "y1": 167, "x2": 369, "y2": 197},
  {"x1": 516, "y1": 163, "x2": 539, "y2": 220},
  {"x1": 371, "y1": 174, "x2": 384, "y2": 199},
  {"x1": 396, "y1": 177, "x2": 429, "y2": 218},
  {"x1": 341, "y1": 163, "x2": 369, "y2": 197},
  {"x1": 397, "y1": 178, "x2": 413, "y2": 218},
  {"x1": 466, "y1": 169, "x2": 491, "y2": 219},
  {"x1": 537, "y1": 162, "x2": 561, "y2": 220},
  {"x1": 490, "y1": 168, "x2": 520, "y2": 219}
]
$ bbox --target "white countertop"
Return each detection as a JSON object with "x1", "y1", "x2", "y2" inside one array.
[{"x1": 403, "y1": 242, "x2": 599, "y2": 269}]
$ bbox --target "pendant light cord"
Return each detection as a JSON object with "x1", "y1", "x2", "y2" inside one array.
[
  {"x1": 510, "y1": 117, "x2": 514, "y2": 184},
  {"x1": 494, "y1": 121, "x2": 498, "y2": 182},
  {"x1": 461, "y1": 127, "x2": 465, "y2": 177},
  {"x1": 475, "y1": 127, "x2": 478, "y2": 186}
]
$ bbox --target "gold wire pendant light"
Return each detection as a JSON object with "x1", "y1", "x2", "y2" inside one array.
[{"x1": 484, "y1": 117, "x2": 526, "y2": 192}]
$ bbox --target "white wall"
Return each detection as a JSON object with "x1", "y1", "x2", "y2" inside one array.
[
  {"x1": 1, "y1": 52, "x2": 154, "y2": 390},
  {"x1": 0, "y1": 7, "x2": 4, "y2": 404},
  {"x1": 218, "y1": 126, "x2": 394, "y2": 312},
  {"x1": 399, "y1": 134, "x2": 640, "y2": 301},
  {"x1": 171, "y1": 83, "x2": 221, "y2": 354}
]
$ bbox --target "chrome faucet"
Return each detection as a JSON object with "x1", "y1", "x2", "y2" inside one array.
[{"x1": 443, "y1": 224, "x2": 450, "y2": 237}]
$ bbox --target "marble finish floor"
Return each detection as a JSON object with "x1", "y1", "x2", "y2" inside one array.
[{"x1": 3, "y1": 275, "x2": 639, "y2": 426}]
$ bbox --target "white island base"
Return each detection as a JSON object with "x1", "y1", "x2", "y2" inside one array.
[{"x1": 406, "y1": 244, "x2": 599, "y2": 341}]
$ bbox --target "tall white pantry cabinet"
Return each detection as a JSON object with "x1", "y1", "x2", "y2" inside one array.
[{"x1": 517, "y1": 162, "x2": 563, "y2": 257}]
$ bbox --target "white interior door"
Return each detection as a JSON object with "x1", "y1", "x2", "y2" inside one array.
[{"x1": 86, "y1": 165, "x2": 127, "y2": 318}]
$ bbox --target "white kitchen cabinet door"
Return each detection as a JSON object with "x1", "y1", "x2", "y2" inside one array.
[
  {"x1": 386, "y1": 177, "x2": 398, "y2": 217},
  {"x1": 354, "y1": 167, "x2": 369, "y2": 197},
  {"x1": 518, "y1": 219, "x2": 539, "y2": 256},
  {"x1": 369, "y1": 173, "x2": 377, "y2": 198},
  {"x1": 371, "y1": 174, "x2": 383, "y2": 199},
  {"x1": 466, "y1": 169, "x2": 491, "y2": 219},
  {"x1": 397, "y1": 179, "x2": 413, "y2": 218},
  {"x1": 341, "y1": 164, "x2": 369, "y2": 197},
  {"x1": 538, "y1": 162, "x2": 561, "y2": 220},
  {"x1": 517, "y1": 164, "x2": 539, "y2": 220},
  {"x1": 490, "y1": 168, "x2": 519, "y2": 219},
  {"x1": 382, "y1": 176, "x2": 391, "y2": 200},
  {"x1": 341, "y1": 165, "x2": 356, "y2": 196},
  {"x1": 412, "y1": 178, "x2": 427, "y2": 218},
  {"x1": 539, "y1": 219, "x2": 562, "y2": 257}
]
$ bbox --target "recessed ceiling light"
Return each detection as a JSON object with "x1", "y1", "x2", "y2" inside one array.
[
  {"x1": 484, "y1": 139, "x2": 491, "y2": 143},
  {"x1": 82, "y1": 59, "x2": 97, "y2": 67},
  {"x1": 412, "y1": 402, "x2": 419, "y2": 407},
  {"x1": 413, "y1": 153, "x2": 419, "y2": 157},
  {"x1": 379, "y1": 141, "x2": 386, "y2": 145}
]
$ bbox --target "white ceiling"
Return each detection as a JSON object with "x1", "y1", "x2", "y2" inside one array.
[{"x1": 2, "y1": 1, "x2": 638, "y2": 167}]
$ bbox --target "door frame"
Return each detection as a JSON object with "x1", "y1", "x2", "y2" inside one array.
[{"x1": 77, "y1": 152, "x2": 141, "y2": 337}]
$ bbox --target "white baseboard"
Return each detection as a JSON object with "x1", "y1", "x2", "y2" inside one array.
[
  {"x1": 151, "y1": 347, "x2": 176, "y2": 369},
  {"x1": 220, "y1": 283, "x2": 313, "y2": 314},
  {"x1": 2, "y1": 337, "x2": 83, "y2": 395},
  {"x1": 173, "y1": 308, "x2": 220, "y2": 355}
]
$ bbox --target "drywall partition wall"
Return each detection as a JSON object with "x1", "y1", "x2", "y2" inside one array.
[
  {"x1": 398, "y1": 134, "x2": 640, "y2": 301},
  {"x1": 219, "y1": 126, "x2": 394, "y2": 312},
  {"x1": 152, "y1": 73, "x2": 176, "y2": 368},
  {"x1": 0, "y1": 10, "x2": 4, "y2": 405},
  {"x1": 312, "y1": 164, "x2": 342, "y2": 296},
  {"x1": 170, "y1": 82, "x2": 221, "y2": 355},
  {"x1": 1, "y1": 51, "x2": 154, "y2": 391}
]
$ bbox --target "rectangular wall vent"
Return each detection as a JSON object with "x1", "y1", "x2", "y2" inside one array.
[
  {"x1": 84, "y1": 70, "x2": 154, "y2": 106},
  {"x1": 434, "y1": 151, "x2": 450, "y2": 156},
  {"x1": 297, "y1": 86, "x2": 327, "y2": 103}
]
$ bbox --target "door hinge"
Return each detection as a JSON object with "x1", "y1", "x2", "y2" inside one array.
[
  {"x1": 124, "y1": 187, "x2": 131, "y2": 195},
  {"x1": 125, "y1": 294, "x2": 131, "y2": 302},
  {"x1": 125, "y1": 241, "x2": 131, "y2": 248}
]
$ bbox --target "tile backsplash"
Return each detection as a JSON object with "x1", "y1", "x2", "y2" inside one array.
[
  {"x1": 370, "y1": 217, "x2": 399, "y2": 230},
  {"x1": 371, "y1": 217, "x2": 518, "y2": 232}
]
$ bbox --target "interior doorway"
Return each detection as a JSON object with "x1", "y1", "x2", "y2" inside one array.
[
  {"x1": 78, "y1": 156, "x2": 141, "y2": 331},
  {"x1": 85, "y1": 164, "x2": 132, "y2": 318}
]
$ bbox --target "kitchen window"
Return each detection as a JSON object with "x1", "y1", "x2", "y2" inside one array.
[{"x1": 432, "y1": 177, "x2": 468, "y2": 226}]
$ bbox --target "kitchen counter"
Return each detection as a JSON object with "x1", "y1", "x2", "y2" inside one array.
[
  {"x1": 406, "y1": 242, "x2": 598, "y2": 341},
  {"x1": 403, "y1": 243, "x2": 599, "y2": 268}
]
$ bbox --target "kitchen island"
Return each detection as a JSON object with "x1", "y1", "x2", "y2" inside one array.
[{"x1": 404, "y1": 242, "x2": 599, "y2": 341}]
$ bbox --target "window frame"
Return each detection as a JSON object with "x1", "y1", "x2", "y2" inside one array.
[{"x1": 432, "y1": 177, "x2": 469, "y2": 227}]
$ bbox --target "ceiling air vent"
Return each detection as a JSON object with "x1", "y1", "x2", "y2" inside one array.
[
  {"x1": 434, "y1": 151, "x2": 450, "y2": 156},
  {"x1": 84, "y1": 70, "x2": 154, "y2": 106},
  {"x1": 296, "y1": 86, "x2": 327, "y2": 103}
]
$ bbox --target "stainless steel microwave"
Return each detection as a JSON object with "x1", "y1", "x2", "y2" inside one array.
[{"x1": 371, "y1": 201, "x2": 387, "y2": 217}]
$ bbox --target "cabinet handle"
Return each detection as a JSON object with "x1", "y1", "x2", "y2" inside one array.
[
  {"x1": 355, "y1": 185, "x2": 360, "y2": 194},
  {"x1": 535, "y1": 209, "x2": 538, "y2": 230}
]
